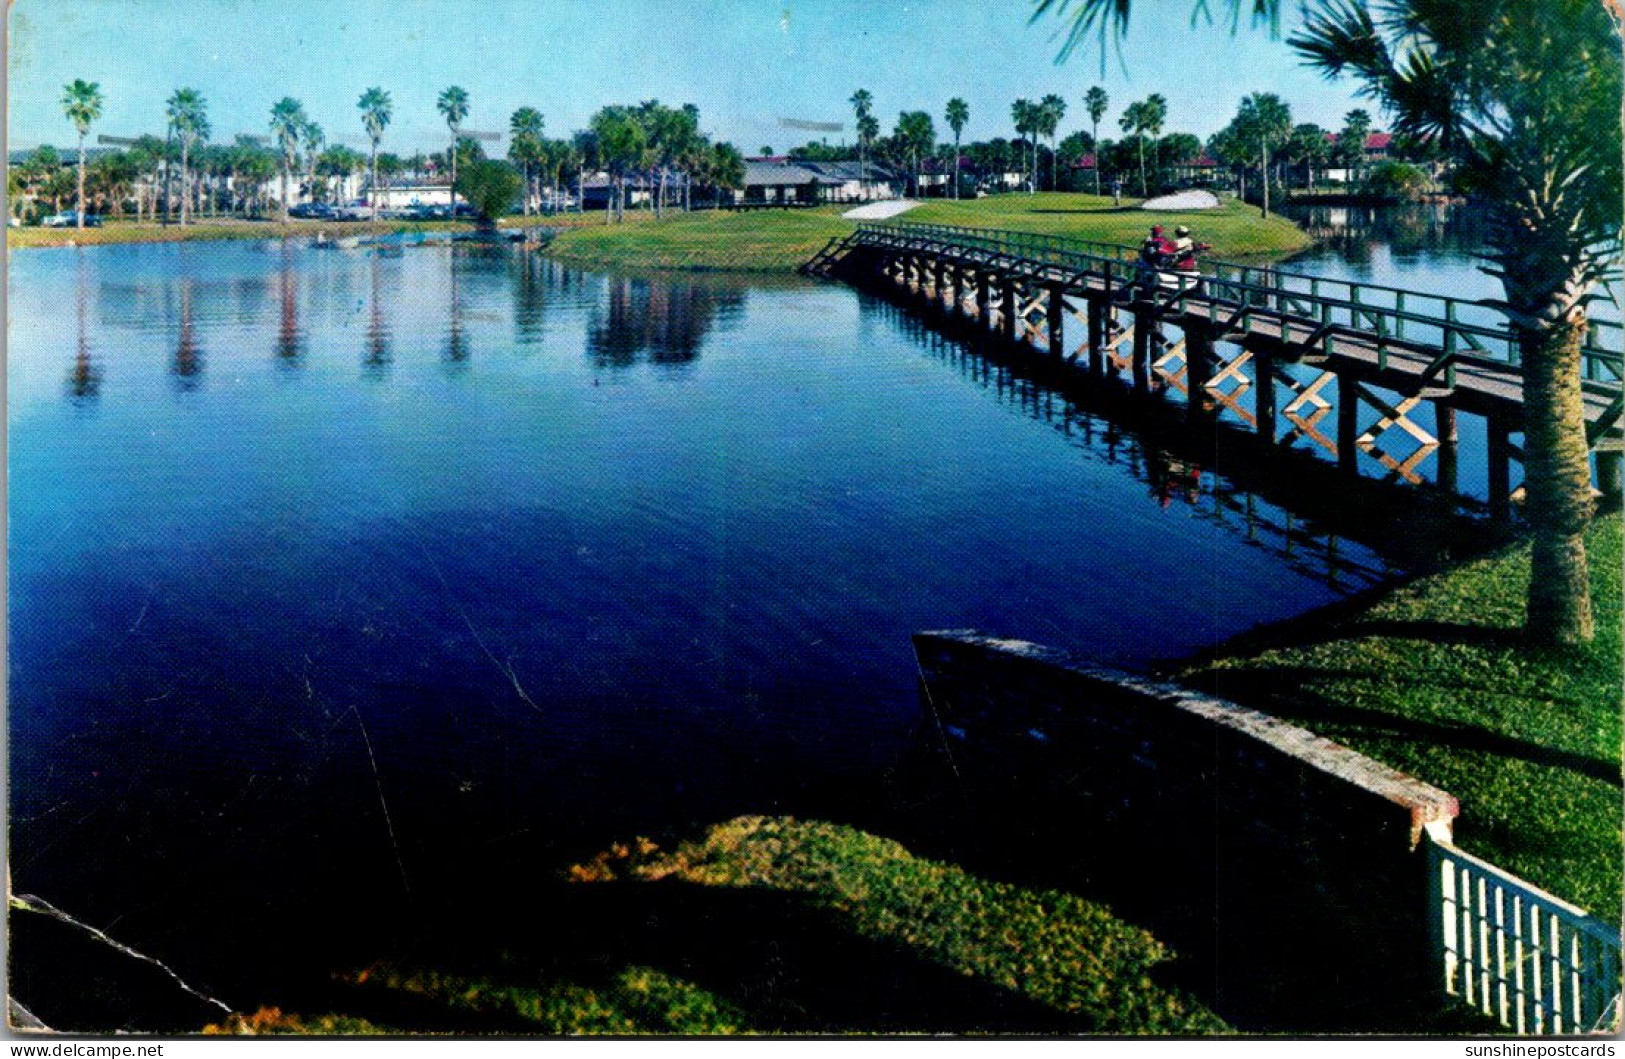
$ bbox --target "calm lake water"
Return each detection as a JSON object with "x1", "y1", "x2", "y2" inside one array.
[{"x1": 12, "y1": 232, "x2": 1409, "y2": 1006}]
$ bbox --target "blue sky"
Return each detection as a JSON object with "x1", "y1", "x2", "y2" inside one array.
[{"x1": 8, "y1": 0, "x2": 1374, "y2": 156}]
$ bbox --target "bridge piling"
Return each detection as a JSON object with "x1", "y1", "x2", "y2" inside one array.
[
  {"x1": 1256, "y1": 353, "x2": 1278, "y2": 444},
  {"x1": 977, "y1": 273, "x2": 992, "y2": 332},
  {"x1": 1186, "y1": 325, "x2": 1216, "y2": 420},
  {"x1": 1487, "y1": 414, "x2": 1513, "y2": 521},
  {"x1": 1000, "y1": 278, "x2": 1017, "y2": 344},
  {"x1": 1048, "y1": 285, "x2": 1066, "y2": 360},
  {"x1": 1338, "y1": 373, "x2": 1359, "y2": 474},
  {"x1": 1131, "y1": 308, "x2": 1154, "y2": 392},
  {"x1": 1086, "y1": 297, "x2": 1106, "y2": 377}
]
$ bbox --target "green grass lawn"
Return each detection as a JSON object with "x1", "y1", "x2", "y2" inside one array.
[
  {"x1": 907, "y1": 192, "x2": 1311, "y2": 257},
  {"x1": 1177, "y1": 513, "x2": 1623, "y2": 920},
  {"x1": 546, "y1": 205, "x2": 855, "y2": 272},
  {"x1": 545, "y1": 192, "x2": 1309, "y2": 273},
  {"x1": 208, "y1": 817, "x2": 1224, "y2": 1035}
]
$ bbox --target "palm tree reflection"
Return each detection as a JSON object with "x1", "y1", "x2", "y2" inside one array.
[
  {"x1": 275, "y1": 241, "x2": 304, "y2": 367},
  {"x1": 171, "y1": 279, "x2": 203, "y2": 390},
  {"x1": 67, "y1": 249, "x2": 101, "y2": 402},
  {"x1": 586, "y1": 275, "x2": 745, "y2": 370},
  {"x1": 443, "y1": 248, "x2": 469, "y2": 371},
  {"x1": 364, "y1": 252, "x2": 391, "y2": 377}
]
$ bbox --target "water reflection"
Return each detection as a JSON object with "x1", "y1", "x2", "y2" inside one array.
[
  {"x1": 443, "y1": 250, "x2": 469, "y2": 370},
  {"x1": 66, "y1": 251, "x2": 101, "y2": 403},
  {"x1": 275, "y1": 242, "x2": 304, "y2": 368},
  {"x1": 1280, "y1": 202, "x2": 1480, "y2": 267},
  {"x1": 364, "y1": 253, "x2": 391, "y2": 376},
  {"x1": 171, "y1": 279, "x2": 203, "y2": 390},
  {"x1": 587, "y1": 275, "x2": 746, "y2": 369}
]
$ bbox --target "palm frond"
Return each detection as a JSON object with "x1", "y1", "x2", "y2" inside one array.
[{"x1": 1290, "y1": 0, "x2": 1389, "y2": 83}]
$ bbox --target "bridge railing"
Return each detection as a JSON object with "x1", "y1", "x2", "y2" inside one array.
[{"x1": 855, "y1": 221, "x2": 1624, "y2": 387}]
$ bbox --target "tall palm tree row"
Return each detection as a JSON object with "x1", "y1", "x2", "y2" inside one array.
[
  {"x1": 268, "y1": 97, "x2": 307, "y2": 223},
  {"x1": 437, "y1": 85, "x2": 470, "y2": 209},
  {"x1": 944, "y1": 98, "x2": 969, "y2": 198},
  {"x1": 60, "y1": 79, "x2": 104, "y2": 229},
  {"x1": 165, "y1": 87, "x2": 209, "y2": 226},
  {"x1": 1084, "y1": 85, "x2": 1108, "y2": 195},
  {"x1": 1011, "y1": 98, "x2": 1035, "y2": 192},
  {"x1": 359, "y1": 87, "x2": 393, "y2": 219}
]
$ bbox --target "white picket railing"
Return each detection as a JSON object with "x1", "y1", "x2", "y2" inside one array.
[{"x1": 1427, "y1": 832, "x2": 1622, "y2": 1034}]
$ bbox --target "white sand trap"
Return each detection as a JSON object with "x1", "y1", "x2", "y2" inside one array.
[
  {"x1": 842, "y1": 199, "x2": 920, "y2": 220},
  {"x1": 1140, "y1": 190, "x2": 1222, "y2": 211}
]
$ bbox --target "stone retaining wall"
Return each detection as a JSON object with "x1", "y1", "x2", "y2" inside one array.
[{"x1": 913, "y1": 629, "x2": 1460, "y2": 1030}]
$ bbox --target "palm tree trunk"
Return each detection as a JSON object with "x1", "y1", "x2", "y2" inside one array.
[
  {"x1": 371, "y1": 143, "x2": 380, "y2": 220},
  {"x1": 1519, "y1": 308, "x2": 1596, "y2": 644},
  {"x1": 1259, "y1": 142, "x2": 1270, "y2": 218},
  {"x1": 1138, "y1": 139, "x2": 1147, "y2": 197},
  {"x1": 180, "y1": 143, "x2": 190, "y2": 226},
  {"x1": 76, "y1": 133, "x2": 87, "y2": 230},
  {"x1": 1092, "y1": 121, "x2": 1101, "y2": 196}
]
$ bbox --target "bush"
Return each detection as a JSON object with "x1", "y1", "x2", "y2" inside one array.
[
  {"x1": 454, "y1": 160, "x2": 522, "y2": 224},
  {"x1": 1365, "y1": 160, "x2": 1431, "y2": 201}
]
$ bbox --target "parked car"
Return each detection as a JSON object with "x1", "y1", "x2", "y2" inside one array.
[
  {"x1": 42, "y1": 211, "x2": 102, "y2": 228},
  {"x1": 331, "y1": 202, "x2": 374, "y2": 221},
  {"x1": 288, "y1": 203, "x2": 333, "y2": 220}
]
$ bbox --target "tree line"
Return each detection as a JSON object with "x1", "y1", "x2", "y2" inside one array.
[{"x1": 18, "y1": 83, "x2": 752, "y2": 227}]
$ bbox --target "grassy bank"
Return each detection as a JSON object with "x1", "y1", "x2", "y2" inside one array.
[
  {"x1": 545, "y1": 192, "x2": 1309, "y2": 272},
  {"x1": 1178, "y1": 512, "x2": 1623, "y2": 919},
  {"x1": 209, "y1": 817, "x2": 1224, "y2": 1035},
  {"x1": 3, "y1": 213, "x2": 607, "y2": 249},
  {"x1": 10, "y1": 194, "x2": 1309, "y2": 269}
]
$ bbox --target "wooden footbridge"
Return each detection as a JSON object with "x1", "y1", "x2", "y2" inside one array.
[{"x1": 805, "y1": 222, "x2": 1624, "y2": 518}]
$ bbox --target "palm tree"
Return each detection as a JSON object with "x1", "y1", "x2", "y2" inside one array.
[
  {"x1": 166, "y1": 87, "x2": 209, "y2": 226},
  {"x1": 1295, "y1": 0, "x2": 1619, "y2": 643},
  {"x1": 1235, "y1": 92, "x2": 1290, "y2": 217},
  {"x1": 1039, "y1": 93, "x2": 1067, "y2": 191},
  {"x1": 509, "y1": 106, "x2": 545, "y2": 216},
  {"x1": 358, "y1": 87, "x2": 392, "y2": 219},
  {"x1": 269, "y1": 97, "x2": 306, "y2": 223},
  {"x1": 895, "y1": 111, "x2": 936, "y2": 197},
  {"x1": 437, "y1": 85, "x2": 470, "y2": 212},
  {"x1": 850, "y1": 88, "x2": 874, "y2": 191},
  {"x1": 1117, "y1": 101, "x2": 1147, "y2": 196},
  {"x1": 61, "y1": 79, "x2": 104, "y2": 230},
  {"x1": 1011, "y1": 98, "x2": 1037, "y2": 192},
  {"x1": 1084, "y1": 86, "x2": 1109, "y2": 194},
  {"x1": 944, "y1": 98, "x2": 969, "y2": 199},
  {"x1": 300, "y1": 120, "x2": 325, "y2": 206}
]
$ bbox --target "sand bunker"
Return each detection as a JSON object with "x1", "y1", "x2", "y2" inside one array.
[{"x1": 1140, "y1": 190, "x2": 1222, "y2": 211}]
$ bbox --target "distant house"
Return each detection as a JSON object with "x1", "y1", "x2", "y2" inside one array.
[
  {"x1": 1323, "y1": 132, "x2": 1394, "y2": 183},
  {"x1": 736, "y1": 159, "x2": 844, "y2": 206},
  {"x1": 1166, "y1": 152, "x2": 1224, "y2": 186},
  {"x1": 794, "y1": 160, "x2": 903, "y2": 202},
  {"x1": 580, "y1": 173, "x2": 653, "y2": 210}
]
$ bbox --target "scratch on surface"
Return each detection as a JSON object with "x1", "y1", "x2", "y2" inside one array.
[
  {"x1": 128, "y1": 597, "x2": 151, "y2": 635},
  {"x1": 349, "y1": 706, "x2": 411, "y2": 895},
  {"x1": 410, "y1": 536, "x2": 542, "y2": 714},
  {"x1": 10, "y1": 892, "x2": 234, "y2": 1016}
]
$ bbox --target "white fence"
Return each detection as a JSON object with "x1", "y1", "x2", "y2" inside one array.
[{"x1": 1427, "y1": 832, "x2": 1622, "y2": 1034}]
